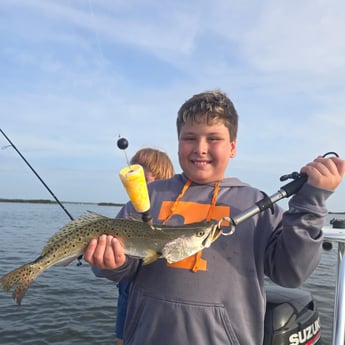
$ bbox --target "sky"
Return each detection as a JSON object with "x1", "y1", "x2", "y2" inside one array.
[{"x1": 0, "y1": 0, "x2": 344, "y2": 212}]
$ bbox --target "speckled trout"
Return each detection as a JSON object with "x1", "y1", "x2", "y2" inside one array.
[{"x1": 0, "y1": 212, "x2": 222, "y2": 305}]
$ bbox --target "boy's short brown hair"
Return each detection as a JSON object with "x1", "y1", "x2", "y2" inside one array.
[
  {"x1": 176, "y1": 89, "x2": 239, "y2": 141},
  {"x1": 130, "y1": 148, "x2": 174, "y2": 180}
]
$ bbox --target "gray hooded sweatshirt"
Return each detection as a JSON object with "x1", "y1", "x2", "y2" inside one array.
[{"x1": 93, "y1": 173, "x2": 329, "y2": 345}]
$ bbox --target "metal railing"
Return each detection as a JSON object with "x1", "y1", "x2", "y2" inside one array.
[{"x1": 323, "y1": 225, "x2": 345, "y2": 345}]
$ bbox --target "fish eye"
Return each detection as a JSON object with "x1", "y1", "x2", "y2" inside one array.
[{"x1": 197, "y1": 230, "x2": 205, "y2": 237}]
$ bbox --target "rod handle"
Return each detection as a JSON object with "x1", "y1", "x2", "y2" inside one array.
[{"x1": 280, "y1": 173, "x2": 308, "y2": 197}]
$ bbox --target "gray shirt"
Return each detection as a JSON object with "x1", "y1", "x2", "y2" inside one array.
[{"x1": 93, "y1": 173, "x2": 329, "y2": 345}]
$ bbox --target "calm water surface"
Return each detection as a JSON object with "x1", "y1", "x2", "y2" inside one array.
[
  {"x1": 0, "y1": 203, "x2": 120, "y2": 345},
  {"x1": 0, "y1": 202, "x2": 343, "y2": 344}
]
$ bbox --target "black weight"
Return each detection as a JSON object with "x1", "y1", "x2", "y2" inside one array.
[{"x1": 117, "y1": 137, "x2": 128, "y2": 150}]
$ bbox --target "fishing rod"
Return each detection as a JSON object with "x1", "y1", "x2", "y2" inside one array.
[
  {"x1": 0, "y1": 128, "x2": 74, "y2": 221},
  {"x1": 220, "y1": 151, "x2": 340, "y2": 235}
]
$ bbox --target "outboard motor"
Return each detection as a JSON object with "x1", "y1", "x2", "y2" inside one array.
[
  {"x1": 263, "y1": 286, "x2": 322, "y2": 345},
  {"x1": 330, "y1": 218, "x2": 345, "y2": 229},
  {"x1": 323, "y1": 218, "x2": 345, "y2": 250}
]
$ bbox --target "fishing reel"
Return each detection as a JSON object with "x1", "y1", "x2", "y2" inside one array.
[{"x1": 219, "y1": 151, "x2": 340, "y2": 236}]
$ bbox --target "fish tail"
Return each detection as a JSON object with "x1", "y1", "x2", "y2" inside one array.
[{"x1": 0, "y1": 261, "x2": 41, "y2": 305}]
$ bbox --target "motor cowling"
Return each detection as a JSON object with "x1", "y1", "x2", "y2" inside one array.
[
  {"x1": 330, "y1": 218, "x2": 345, "y2": 229},
  {"x1": 263, "y1": 286, "x2": 322, "y2": 345}
]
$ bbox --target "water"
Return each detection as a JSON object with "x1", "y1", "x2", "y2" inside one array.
[
  {"x1": 0, "y1": 202, "x2": 121, "y2": 345},
  {"x1": 0, "y1": 202, "x2": 343, "y2": 344}
]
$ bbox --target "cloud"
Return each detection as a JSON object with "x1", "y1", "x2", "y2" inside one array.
[
  {"x1": 242, "y1": 1, "x2": 345, "y2": 77},
  {"x1": 0, "y1": 0, "x2": 344, "y2": 210}
]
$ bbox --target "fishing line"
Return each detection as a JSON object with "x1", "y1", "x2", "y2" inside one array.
[
  {"x1": 117, "y1": 136, "x2": 130, "y2": 166},
  {"x1": 0, "y1": 128, "x2": 74, "y2": 221}
]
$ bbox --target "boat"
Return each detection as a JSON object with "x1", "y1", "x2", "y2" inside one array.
[{"x1": 263, "y1": 217, "x2": 345, "y2": 345}]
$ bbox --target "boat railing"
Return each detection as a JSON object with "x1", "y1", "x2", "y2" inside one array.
[{"x1": 323, "y1": 224, "x2": 345, "y2": 345}]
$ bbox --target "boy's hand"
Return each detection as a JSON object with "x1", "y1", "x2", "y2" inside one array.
[
  {"x1": 300, "y1": 156, "x2": 345, "y2": 190},
  {"x1": 84, "y1": 235, "x2": 126, "y2": 270}
]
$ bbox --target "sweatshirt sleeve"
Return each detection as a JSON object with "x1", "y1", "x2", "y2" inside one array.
[
  {"x1": 264, "y1": 183, "x2": 333, "y2": 287},
  {"x1": 92, "y1": 256, "x2": 142, "y2": 283}
]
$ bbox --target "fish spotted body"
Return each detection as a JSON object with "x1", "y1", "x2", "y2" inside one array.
[{"x1": 0, "y1": 212, "x2": 222, "y2": 305}]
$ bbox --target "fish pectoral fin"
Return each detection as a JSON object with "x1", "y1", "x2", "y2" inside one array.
[
  {"x1": 55, "y1": 254, "x2": 81, "y2": 267},
  {"x1": 142, "y1": 250, "x2": 161, "y2": 265},
  {"x1": 128, "y1": 215, "x2": 142, "y2": 222}
]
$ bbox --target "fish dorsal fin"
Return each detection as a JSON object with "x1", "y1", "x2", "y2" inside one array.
[
  {"x1": 43, "y1": 212, "x2": 108, "y2": 245},
  {"x1": 69, "y1": 211, "x2": 108, "y2": 226},
  {"x1": 86, "y1": 210, "x2": 108, "y2": 219},
  {"x1": 41, "y1": 212, "x2": 110, "y2": 257}
]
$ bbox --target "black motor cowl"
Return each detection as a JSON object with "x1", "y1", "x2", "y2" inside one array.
[
  {"x1": 323, "y1": 218, "x2": 345, "y2": 251},
  {"x1": 330, "y1": 218, "x2": 345, "y2": 229},
  {"x1": 264, "y1": 286, "x2": 322, "y2": 345}
]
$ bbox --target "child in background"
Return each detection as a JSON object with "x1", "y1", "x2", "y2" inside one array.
[
  {"x1": 86, "y1": 90, "x2": 345, "y2": 345},
  {"x1": 116, "y1": 148, "x2": 174, "y2": 345}
]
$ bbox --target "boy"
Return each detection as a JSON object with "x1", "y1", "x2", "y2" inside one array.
[{"x1": 85, "y1": 90, "x2": 345, "y2": 345}]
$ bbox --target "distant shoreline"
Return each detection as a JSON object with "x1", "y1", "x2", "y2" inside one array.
[
  {"x1": 0, "y1": 198, "x2": 124, "y2": 207},
  {"x1": 0, "y1": 198, "x2": 343, "y2": 213}
]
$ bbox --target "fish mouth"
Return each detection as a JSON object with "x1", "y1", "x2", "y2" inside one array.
[{"x1": 202, "y1": 224, "x2": 223, "y2": 247}]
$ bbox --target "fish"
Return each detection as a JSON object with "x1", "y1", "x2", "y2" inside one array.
[{"x1": 0, "y1": 212, "x2": 222, "y2": 305}]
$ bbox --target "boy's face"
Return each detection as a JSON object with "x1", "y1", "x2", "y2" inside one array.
[{"x1": 178, "y1": 120, "x2": 236, "y2": 184}]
